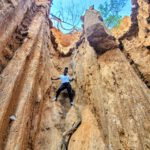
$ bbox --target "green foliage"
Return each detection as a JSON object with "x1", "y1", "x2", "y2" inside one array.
[
  {"x1": 98, "y1": 0, "x2": 127, "y2": 28},
  {"x1": 105, "y1": 15, "x2": 122, "y2": 28}
]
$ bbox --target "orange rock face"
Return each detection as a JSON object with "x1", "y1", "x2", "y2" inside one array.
[
  {"x1": 51, "y1": 27, "x2": 81, "y2": 55},
  {"x1": 51, "y1": 28, "x2": 80, "y2": 47},
  {"x1": 111, "y1": 16, "x2": 131, "y2": 38}
]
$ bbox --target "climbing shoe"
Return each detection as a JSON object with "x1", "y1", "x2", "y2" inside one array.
[
  {"x1": 52, "y1": 97, "x2": 57, "y2": 102},
  {"x1": 9, "y1": 115, "x2": 16, "y2": 121},
  {"x1": 70, "y1": 101, "x2": 74, "y2": 106}
]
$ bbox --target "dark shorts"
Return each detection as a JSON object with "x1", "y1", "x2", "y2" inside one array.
[{"x1": 56, "y1": 82, "x2": 73, "y2": 102}]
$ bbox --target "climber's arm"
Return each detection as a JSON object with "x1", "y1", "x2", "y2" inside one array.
[{"x1": 51, "y1": 77, "x2": 60, "y2": 80}]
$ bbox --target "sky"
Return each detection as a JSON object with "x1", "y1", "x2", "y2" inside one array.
[{"x1": 50, "y1": 0, "x2": 132, "y2": 33}]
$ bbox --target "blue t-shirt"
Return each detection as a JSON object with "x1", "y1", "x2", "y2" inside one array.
[{"x1": 60, "y1": 75, "x2": 71, "y2": 84}]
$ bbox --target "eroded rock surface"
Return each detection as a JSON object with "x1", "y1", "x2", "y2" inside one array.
[
  {"x1": 118, "y1": 0, "x2": 150, "y2": 87},
  {"x1": 72, "y1": 38, "x2": 150, "y2": 149},
  {"x1": 0, "y1": 0, "x2": 150, "y2": 150},
  {"x1": 71, "y1": 5, "x2": 150, "y2": 150},
  {"x1": 0, "y1": 0, "x2": 53, "y2": 149}
]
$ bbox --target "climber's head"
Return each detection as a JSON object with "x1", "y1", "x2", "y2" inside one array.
[{"x1": 64, "y1": 67, "x2": 68, "y2": 75}]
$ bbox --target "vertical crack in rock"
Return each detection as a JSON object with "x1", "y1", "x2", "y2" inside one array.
[
  {"x1": 116, "y1": 0, "x2": 150, "y2": 88},
  {"x1": 0, "y1": 3, "x2": 37, "y2": 73},
  {"x1": 60, "y1": 106, "x2": 81, "y2": 150},
  {"x1": 119, "y1": 40, "x2": 150, "y2": 88},
  {"x1": 119, "y1": 0, "x2": 139, "y2": 40}
]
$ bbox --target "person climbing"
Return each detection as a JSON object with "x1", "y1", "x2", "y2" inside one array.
[{"x1": 51, "y1": 67, "x2": 75, "y2": 106}]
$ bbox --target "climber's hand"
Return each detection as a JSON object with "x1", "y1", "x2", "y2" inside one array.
[
  {"x1": 73, "y1": 77, "x2": 77, "y2": 81},
  {"x1": 70, "y1": 76, "x2": 76, "y2": 82}
]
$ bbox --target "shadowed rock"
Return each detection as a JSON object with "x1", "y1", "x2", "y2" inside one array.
[{"x1": 83, "y1": 6, "x2": 118, "y2": 55}]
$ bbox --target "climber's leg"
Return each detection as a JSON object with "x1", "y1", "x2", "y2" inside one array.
[
  {"x1": 66, "y1": 83, "x2": 73, "y2": 105},
  {"x1": 55, "y1": 84, "x2": 66, "y2": 100}
]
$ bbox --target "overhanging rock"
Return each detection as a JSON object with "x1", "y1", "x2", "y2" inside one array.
[{"x1": 83, "y1": 6, "x2": 118, "y2": 55}]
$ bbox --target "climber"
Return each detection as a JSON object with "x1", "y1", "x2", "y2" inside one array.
[{"x1": 51, "y1": 67, "x2": 75, "y2": 106}]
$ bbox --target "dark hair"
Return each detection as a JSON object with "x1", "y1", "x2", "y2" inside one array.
[{"x1": 65, "y1": 67, "x2": 68, "y2": 70}]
